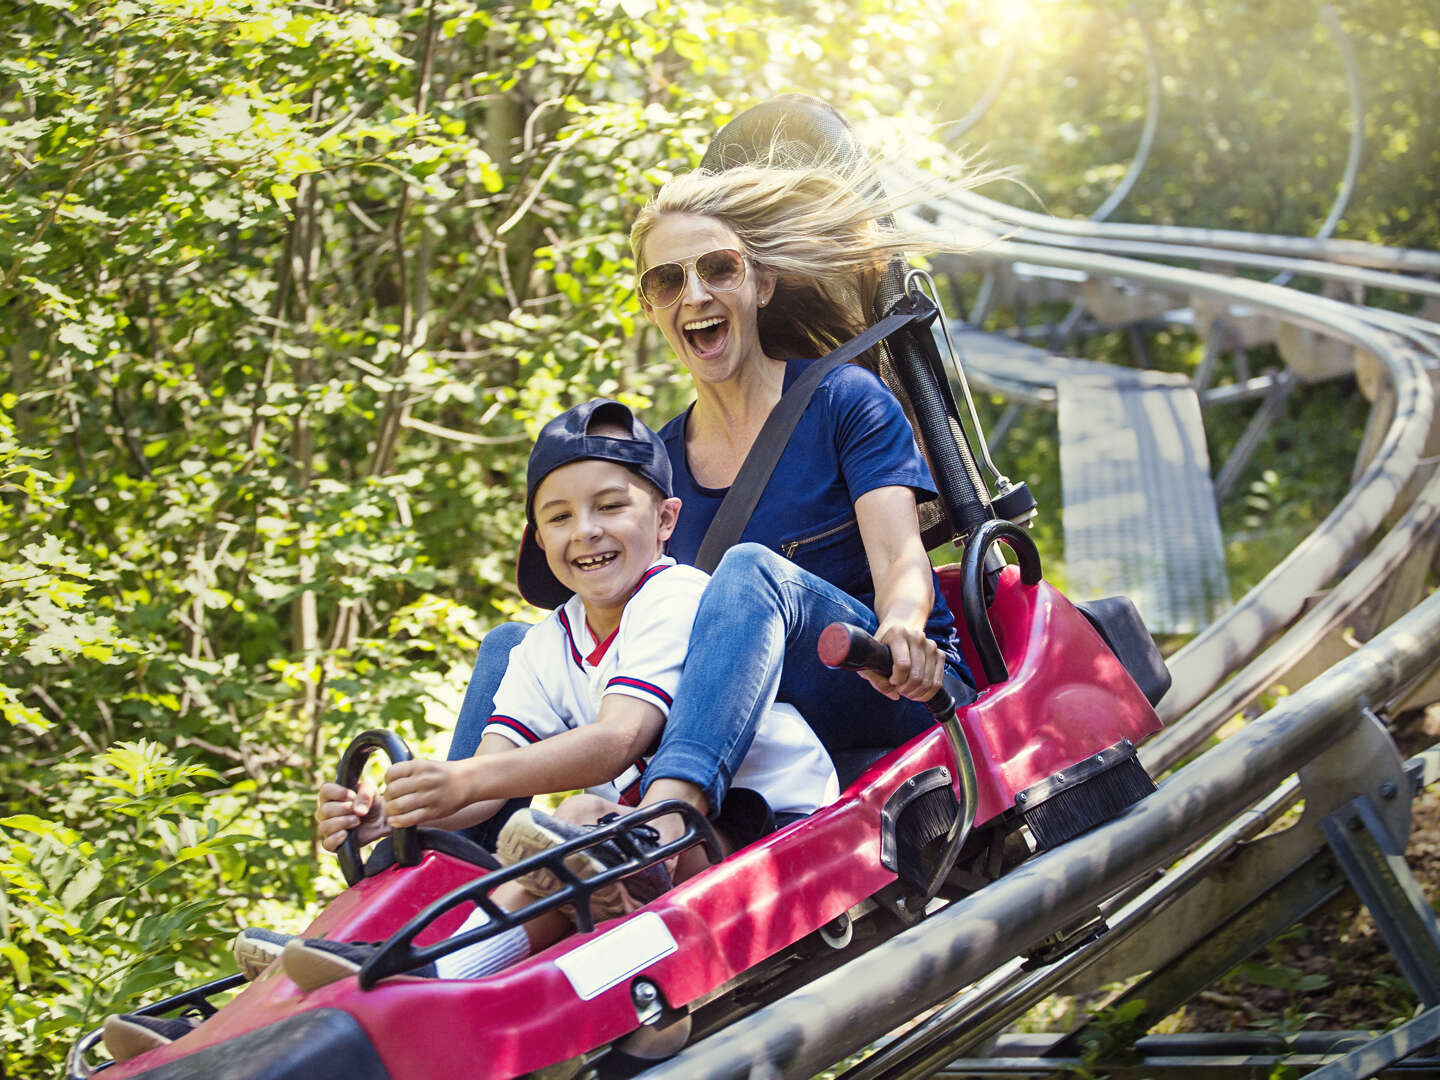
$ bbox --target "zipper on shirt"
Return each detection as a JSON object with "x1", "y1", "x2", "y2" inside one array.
[{"x1": 781, "y1": 517, "x2": 857, "y2": 558}]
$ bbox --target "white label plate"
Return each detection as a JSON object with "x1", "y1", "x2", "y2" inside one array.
[{"x1": 554, "y1": 911, "x2": 678, "y2": 1001}]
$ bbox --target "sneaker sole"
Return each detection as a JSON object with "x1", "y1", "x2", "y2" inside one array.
[
  {"x1": 561, "y1": 852, "x2": 635, "y2": 922},
  {"x1": 232, "y1": 932, "x2": 289, "y2": 981},
  {"x1": 498, "y1": 812, "x2": 609, "y2": 901},
  {"x1": 102, "y1": 1015, "x2": 196, "y2": 1063},
  {"x1": 500, "y1": 811, "x2": 646, "y2": 920},
  {"x1": 281, "y1": 939, "x2": 364, "y2": 992},
  {"x1": 564, "y1": 845, "x2": 673, "y2": 918}
]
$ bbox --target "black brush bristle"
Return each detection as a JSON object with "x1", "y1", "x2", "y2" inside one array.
[
  {"x1": 1023, "y1": 755, "x2": 1155, "y2": 850},
  {"x1": 895, "y1": 786, "x2": 959, "y2": 892}
]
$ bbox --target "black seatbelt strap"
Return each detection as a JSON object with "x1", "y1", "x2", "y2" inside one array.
[{"x1": 693, "y1": 300, "x2": 937, "y2": 573}]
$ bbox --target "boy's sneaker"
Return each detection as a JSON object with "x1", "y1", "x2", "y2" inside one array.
[
  {"x1": 281, "y1": 938, "x2": 436, "y2": 991},
  {"x1": 497, "y1": 809, "x2": 672, "y2": 921},
  {"x1": 102, "y1": 1013, "x2": 200, "y2": 1062},
  {"x1": 232, "y1": 927, "x2": 296, "y2": 980}
]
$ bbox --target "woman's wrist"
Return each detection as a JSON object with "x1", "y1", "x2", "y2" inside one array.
[{"x1": 874, "y1": 607, "x2": 929, "y2": 638}]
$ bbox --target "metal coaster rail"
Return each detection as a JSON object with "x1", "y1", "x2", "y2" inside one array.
[
  {"x1": 942, "y1": 234, "x2": 1437, "y2": 730},
  {"x1": 639, "y1": 588, "x2": 1440, "y2": 1080},
  {"x1": 634, "y1": 152, "x2": 1440, "y2": 1079}
]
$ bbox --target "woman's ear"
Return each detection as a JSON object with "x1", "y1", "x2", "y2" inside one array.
[{"x1": 755, "y1": 268, "x2": 777, "y2": 309}]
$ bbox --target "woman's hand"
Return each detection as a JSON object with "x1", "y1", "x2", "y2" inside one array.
[
  {"x1": 316, "y1": 778, "x2": 389, "y2": 853},
  {"x1": 859, "y1": 618, "x2": 944, "y2": 702},
  {"x1": 381, "y1": 758, "x2": 475, "y2": 830}
]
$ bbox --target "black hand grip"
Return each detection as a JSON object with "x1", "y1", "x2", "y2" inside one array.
[
  {"x1": 335, "y1": 729, "x2": 418, "y2": 886},
  {"x1": 817, "y1": 623, "x2": 955, "y2": 719}
]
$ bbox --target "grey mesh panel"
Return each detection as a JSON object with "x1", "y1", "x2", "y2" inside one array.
[{"x1": 945, "y1": 322, "x2": 1230, "y2": 633}]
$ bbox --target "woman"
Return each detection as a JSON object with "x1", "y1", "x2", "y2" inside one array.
[{"x1": 451, "y1": 157, "x2": 972, "y2": 847}]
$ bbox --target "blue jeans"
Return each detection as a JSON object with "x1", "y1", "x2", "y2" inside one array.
[
  {"x1": 447, "y1": 621, "x2": 530, "y2": 850},
  {"x1": 640, "y1": 543, "x2": 952, "y2": 812},
  {"x1": 448, "y1": 621, "x2": 529, "y2": 761}
]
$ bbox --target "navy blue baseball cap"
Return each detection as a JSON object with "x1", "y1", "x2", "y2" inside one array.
[{"x1": 516, "y1": 399, "x2": 674, "y2": 609}]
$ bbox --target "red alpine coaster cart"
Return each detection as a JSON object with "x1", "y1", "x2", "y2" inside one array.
[{"x1": 67, "y1": 96, "x2": 1171, "y2": 1080}]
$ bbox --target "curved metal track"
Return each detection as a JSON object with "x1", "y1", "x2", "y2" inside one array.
[
  {"x1": 634, "y1": 61, "x2": 1440, "y2": 1080},
  {"x1": 1270, "y1": 5, "x2": 1366, "y2": 288},
  {"x1": 642, "y1": 593, "x2": 1440, "y2": 1079}
]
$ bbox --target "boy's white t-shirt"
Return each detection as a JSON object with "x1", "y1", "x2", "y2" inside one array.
[{"x1": 483, "y1": 558, "x2": 839, "y2": 817}]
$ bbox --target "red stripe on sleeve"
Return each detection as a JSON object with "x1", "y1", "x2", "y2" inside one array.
[
  {"x1": 605, "y1": 676, "x2": 674, "y2": 708},
  {"x1": 484, "y1": 715, "x2": 542, "y2": 744}
]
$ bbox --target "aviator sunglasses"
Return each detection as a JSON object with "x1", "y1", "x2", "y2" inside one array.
[{"x1": 637, "y1": 248, "x2": 748, "y2": 309}]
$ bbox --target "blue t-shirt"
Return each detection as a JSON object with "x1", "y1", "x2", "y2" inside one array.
[{"x1": 660, "y1": 358, "x2": 965, "y2": 673}]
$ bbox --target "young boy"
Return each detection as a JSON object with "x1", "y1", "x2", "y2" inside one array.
[
  {"x1": 292, "y1": 398, "x2": 836, "y2": 980},
  {"x1": 103, "y1": 400, "x2": 836, "y2": 1063}
]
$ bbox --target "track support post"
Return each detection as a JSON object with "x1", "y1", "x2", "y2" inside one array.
[
  {"x1": 1301, "y1": 1005, "x2": 1440, "y2": 1080},
  {"x1": 1321, "y1": 791, "x2": 1440, "y2": 1008}
]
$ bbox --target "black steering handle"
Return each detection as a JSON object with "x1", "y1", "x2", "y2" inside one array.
[
  {"x1": 817, "y1": 623, "x2": 956, "y2": 720},
  {"x1": 335, "y1": 729, "x2": 419, "y2": 886}
]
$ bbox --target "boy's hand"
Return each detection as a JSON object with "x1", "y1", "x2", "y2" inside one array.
[
  {"x1": 316, "y1": 778, "x2": 389, "y2": 852},
  {"x1": 382, "y1": 759, "x2": 473, "y2": 829}
]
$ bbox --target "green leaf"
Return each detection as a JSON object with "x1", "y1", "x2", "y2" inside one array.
[
  {"x1": 79, "y1": 896, "x2": 125, "y2": 933},
  {"x1": 0, "y1": 815, "x2": 80, "y2": 847},
  {"x1": 59, "y1": 863, "x2": 104, "y2": 912},
  {"x1": 0, "y1": 943, "x2": 30, "y2": 986},
  {"x1": 55, "y1": 322, "x2": 97, "y2": 355}
]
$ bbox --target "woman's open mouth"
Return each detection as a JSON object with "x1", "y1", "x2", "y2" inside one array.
[{"x1": 683, "y1": 316, "x2": 730, "y2": 359}]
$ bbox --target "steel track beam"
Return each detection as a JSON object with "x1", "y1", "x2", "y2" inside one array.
[
  {"x1": 636, "y1": 593, "x2": 1440, "y2": 1080},
  {"x1": 1054, "y1": 851, "x2": 1345, "y2": 1058},
  {"x1": 1303, "y1": 1007, "x2": 1440, "y2": 1080}
]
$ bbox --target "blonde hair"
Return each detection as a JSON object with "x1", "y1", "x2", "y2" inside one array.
[{"x1": 631, "y1": 152, "x2": 978, "y2": 363}]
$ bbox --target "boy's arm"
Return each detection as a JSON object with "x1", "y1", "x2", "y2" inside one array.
[
  {"x1": 315, "y1": 733, "x2": 518, "y2": 850},
  {"x1": 405, "y1": 733, "x2": 525, "y2": 831},
  {"x1": 383, "y1": 696, "x2": 665, "y2": 829}
]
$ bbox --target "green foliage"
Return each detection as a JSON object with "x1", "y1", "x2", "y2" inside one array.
[
  {"x1": 1, "y1": 413, "x2": 137, "y2": 734},
  {"x1": 1232, "y1": 960, "x2": 1332, "y2": 994},
  {"x1": 922, "y1": 1, "x2": 1439, "y2": 258},
  {"x1": 1072, "y1": 997, "x2": 1150, "y2": 1073},
  {"x1": 1214, "y1": 382, "x2": 1370, "y2": 593},
  {"x1": 0, "y1": 0, "x2": 1435, "y2": 1072},
  {"x1": 0, "y1": 740, "x2": 252, "y2": 1057}
]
